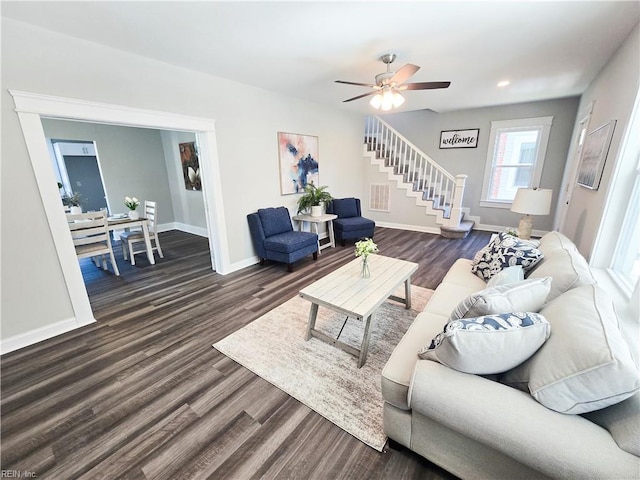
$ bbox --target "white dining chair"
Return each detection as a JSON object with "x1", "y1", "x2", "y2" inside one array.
[
  {"x1": 121, "y1": 200, "x2": 164, "y2": 265},
  {"x1": 67, "y1": 209, "x2": 120, "y2": 276}
]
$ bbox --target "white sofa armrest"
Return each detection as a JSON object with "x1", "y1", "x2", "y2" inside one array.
[{"x1": 409, "y1": 360, "x2": 640, "y2": 480}]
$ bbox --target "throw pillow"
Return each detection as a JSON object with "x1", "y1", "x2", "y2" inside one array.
[
  {"x1": 471, "y1": 232, "x2": 544, "y2": 281},
  {"x1": 486, "y1": 265, "x2": 525, "y2": 288},
  {"x1": 418, "y1": 312, "x2": 550, "y2": 374},
  {"x1": 449, "y1": 277, "x2": 552, "y2": 321},
  {"x1": 500, "y1": 284, "x2": 640, "y2": 414}
]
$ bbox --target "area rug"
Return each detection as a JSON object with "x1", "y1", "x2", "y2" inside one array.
[{"x1": 213, "y1": 285, "x2": 433, "y2": 451}]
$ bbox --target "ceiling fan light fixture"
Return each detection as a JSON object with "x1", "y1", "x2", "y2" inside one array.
[
  {"x1": 381, "y1": 89, "x2": 395, "y2": 110},
  {"x1": 392, "y1": 91, "x2": 405, "y2": 108},
  {"x1": 370, "y1": 93, "x2": 383, "y2": 109}
]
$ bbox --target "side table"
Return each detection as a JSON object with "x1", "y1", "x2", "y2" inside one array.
[{"x1": 292, "y1": 213, "x2": 338, "y2": 254}]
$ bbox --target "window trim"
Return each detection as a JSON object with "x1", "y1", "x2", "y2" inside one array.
[{"x1": 480, "y1": 116, "x2": 554, "y2": 208}]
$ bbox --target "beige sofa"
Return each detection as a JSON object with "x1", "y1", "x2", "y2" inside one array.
[{"x1": 382, "y1": 231, "x2": 640, "y2": 480}]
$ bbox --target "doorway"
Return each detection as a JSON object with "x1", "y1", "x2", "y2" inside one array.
[{"x1": 11, "y1": 90, "x2": 230, "y2": 336}]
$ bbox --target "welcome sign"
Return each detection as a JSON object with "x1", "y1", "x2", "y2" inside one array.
[{"x1": 440, "y1": 129, "x2": 479, "y2": 149}]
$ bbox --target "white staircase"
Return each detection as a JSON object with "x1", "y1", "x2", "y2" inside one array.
[{"x1": 364, "y1": 116, "x2": 474, "y2": 238}]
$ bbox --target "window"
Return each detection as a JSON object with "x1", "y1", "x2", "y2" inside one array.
[{"x1": 481, "y1": 117, "x2": 553, "y2": 207}]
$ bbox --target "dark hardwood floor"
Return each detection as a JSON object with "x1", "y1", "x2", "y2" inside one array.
[{"x1": 1, "y1": 227, "x2": 492, "y2": 479}]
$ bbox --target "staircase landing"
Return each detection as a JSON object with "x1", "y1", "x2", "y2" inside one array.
[{"x1": 439, "y1": 219, "x2": 475, "y2": 239}]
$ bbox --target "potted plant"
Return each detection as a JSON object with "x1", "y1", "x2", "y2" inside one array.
[
  {"x1": 124, "y1": 196, "x2": 140, "y2": 220},
  {"x1": 296, "y1": 182, "x2": 333, "y2": 217},
  {"x1": 62, "y1": 192, "x2": 83, "y2": 214}
]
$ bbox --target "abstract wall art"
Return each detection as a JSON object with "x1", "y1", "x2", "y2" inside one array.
[
  {"x1": 179, "y1": 141, "x2": 201, "y2": 191},
  {"x1": 277, "y1": 132, "x2": 319, "y2": 195},
  {"x1": 577, "y1": 120, "x2": 616, "y2": 190}
]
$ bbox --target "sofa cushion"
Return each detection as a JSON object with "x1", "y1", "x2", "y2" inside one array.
[
  {"x1": 500, "y1": 284, "x2": 640, "y2": 414},
  {"x1": 263, "y1": 231, "x2": 317, "y2": 254},
  {"x1": 582, "y1": 393, "x2": 640, "y2": 456},
  {"x1": 257, "y1": 207, "x2": 293, "y2": 237},
  {"x1": 527, "y1": 231, "x2": 596, "y2": 301},
  {"x1": 332, "y1": 197, "x2": 359, "y2": 218},
  {"x1": 418, "y1": 312, "x2": 550, "y2": 374},
  {"x1": 471, "y1": 233, "x2": 544, "y2": 281},
  {"x1": 449, "y1": 277, "x2": 551, "y2": 320},
  {"x1": 486, "y1": 265, "x2": 524, "y2": 287}
]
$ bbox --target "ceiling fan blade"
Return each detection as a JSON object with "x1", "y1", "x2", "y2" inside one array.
[
  {"x1": 343, "y1": 91, "x2": 378, "y2": 103},
  {"x1": 401, "y1": 81, "x2": 451, "y2": 90},
  {"x1": 389, "y1": 64, "x2": 420, "y2": 85},
  {"x1": 335, "y1": 80, "x2": 377, "y2": 88}
]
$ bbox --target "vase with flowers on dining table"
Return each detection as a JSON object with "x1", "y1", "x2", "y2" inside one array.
[{"x1": 125, "y1": 196, "x2": 140, "y2": 220}]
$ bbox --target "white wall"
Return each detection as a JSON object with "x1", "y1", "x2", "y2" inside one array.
[
  {"x1": 41, "y1": 119, "x2": 175, "y2": 224},
  {"x1": 561, "y1": 23, "x2": 640, "y2": 260},
  {"x1": 377, "y1": 97, "x2": 580, "y2": 232},
  {"x1": 1, "y1": 18, "x2": 363, "y2": 343}
]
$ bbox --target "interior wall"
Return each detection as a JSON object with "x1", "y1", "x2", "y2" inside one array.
[
  {"x1": 41, "y1": 119, "x2": 175, "y2": 225},
  {"x1": 560, "y1": 22, "x2": 640, "y2": 260},
  {"x1": 160, "y1": 131, "x2": 207, "y2": 234},
  {"x1": 0, "y1": 18, "x2": 363, "y2": 343},
  {"x1": 377, "y1": 97, "x2": 580, "y2": 231}
]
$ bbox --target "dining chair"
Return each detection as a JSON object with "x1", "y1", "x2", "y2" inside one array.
[
  {"x1": 67, "y1": 209, "x2": 120, "y2": 276},
  {"x1": 121, "y1": 200, "x2": 164, "y2": 265}
]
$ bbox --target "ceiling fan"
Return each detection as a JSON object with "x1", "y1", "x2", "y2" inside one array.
[{"x1": 335, "y1": 53, "x2": 450, "y2": 110}]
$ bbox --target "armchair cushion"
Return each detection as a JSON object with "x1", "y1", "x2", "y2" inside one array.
[
  {"x1": 264, "y1": 231, "x2": 318, "y2": 254},
  {"x1": 258, "y1": 207, "x2": 293, "y2": 237},
  {"x1": 331, "y1": 198, "x2": 360, "y2": 218},
  {"x1": 334, "y1": 216, "x2": 375, "y2": 233}
]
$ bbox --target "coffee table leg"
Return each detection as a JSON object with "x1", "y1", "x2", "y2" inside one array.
[
  {"x1": 405, "y1": 277, "x2": 412, "y2": 309},
  {"x1": 305, "y1": 303, "x2": 319, "y2": 340},
  {"x1": 358, "y1": 314, "x2": 374, "y2": 368}
]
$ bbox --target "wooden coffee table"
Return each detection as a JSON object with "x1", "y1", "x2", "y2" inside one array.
[{"x1": 299, "y1": 255, "x2": 418, "y2": 368}]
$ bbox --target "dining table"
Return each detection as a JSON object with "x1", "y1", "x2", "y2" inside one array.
[{"x1": 107, "y1": 215, "x2": 156, "y2": 265}]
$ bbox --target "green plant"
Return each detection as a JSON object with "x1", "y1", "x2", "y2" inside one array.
[
  {"x1": 61, "y1": 191, "x2": 82, "y2": 207},
  {"x1": 354, "y1": 238, "x2": 379, "y2": 258},
  {"x1": 296, "y1": 182, "x2": 333, "y2": 214}
]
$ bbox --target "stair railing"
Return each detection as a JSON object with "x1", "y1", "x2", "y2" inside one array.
[{"x1": 364, "y1": 116, "x2": 467, "y2": 227}]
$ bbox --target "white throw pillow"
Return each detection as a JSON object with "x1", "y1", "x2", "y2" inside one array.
[
  {"x1": 418, "y1": 312, "x2": 550, "y2": 374},
  {"x1": 449, "y1": 277, "x2": 552, "y2": 321},
  {"x1": 486, "y1": 265, "x2": 525, "y2": 288},
  {"x1": 500, "y1": 284, "x2": 640, "y2": 414}
]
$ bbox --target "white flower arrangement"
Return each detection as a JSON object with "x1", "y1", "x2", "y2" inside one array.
[
  {"x1": 124, "y1": 196, "x2": 140, "y2": 210},
  {"x1": 354, "y1": 238, "x2": 379, "y2": 258}
]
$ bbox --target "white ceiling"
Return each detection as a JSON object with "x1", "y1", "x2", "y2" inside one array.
[{"x1": 3, "y1": 1, "x2": 639, "y2": 113}]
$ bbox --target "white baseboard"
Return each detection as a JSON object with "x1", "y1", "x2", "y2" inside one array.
[
  {"x1": 229, "y1": 255, "x2": 261, "y2": 272},
  {"x1": 160, "y1": 222, "x2": 208, "y2": 237},
  {"x1": 1, "y1": 316, "x2": 94, "y2": 355},
  {"x1": 474, "y1": 222, "x2": 549, "y2": 238}
]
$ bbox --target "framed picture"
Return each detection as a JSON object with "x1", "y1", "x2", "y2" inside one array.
[
  {"x1": 577, "y1": 120, "x2": 616, "y2": 190},
  {"x1": 179, "y1": 141, "x2": 201, "y2": 191},
  {"x1": 277, "y1": 132, "x2": 319, "y2": 195},
  {"x1": 439, "y1": 129, "x2": 479, "y2": 149}
]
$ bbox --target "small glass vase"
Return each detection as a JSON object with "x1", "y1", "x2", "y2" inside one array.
[{"x1": 361, "y1": 256, "x2": 370, "y2": 278}]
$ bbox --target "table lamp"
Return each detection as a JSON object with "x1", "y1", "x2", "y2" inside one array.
[{"x1": 510, "y1": 188, "x2": 553, "y2": 239}]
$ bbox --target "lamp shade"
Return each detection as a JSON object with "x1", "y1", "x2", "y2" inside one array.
[{"x1": 511, "y1": 188, "x2": 553, "y2": 215}]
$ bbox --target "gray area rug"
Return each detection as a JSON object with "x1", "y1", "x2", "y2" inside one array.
[{"x1": 213, "y1": 285, "x2": 433, "y2": 451}]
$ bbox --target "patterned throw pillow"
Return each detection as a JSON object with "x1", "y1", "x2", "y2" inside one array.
[
  {"x1": 471, "y1": 233, "x2": 544, "y2": 281},
  {"x1": 418, "y1": 312, "x2": 550, "y2": 375}
]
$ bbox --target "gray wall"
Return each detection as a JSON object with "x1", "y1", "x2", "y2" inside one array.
[
  {"x1": 42, "y1": 119, "x2": 176, "y2": 225},
  {"x1": 561, "y1": 23, "x2": 640, "y2": 260},
  {"x1": 376, "y1": 97, "x2": 580, "y2": 231},
  {"x1": 160, "y1": 131, "x2": 207, "y2": 234}
]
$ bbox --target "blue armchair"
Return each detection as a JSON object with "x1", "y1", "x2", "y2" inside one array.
[
  {"x1": 247, "y1": 206, "x2": 318, "y2": 272},
  {"x1": 327, "y1": 197, "x2": 376, "y2": 246}
]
